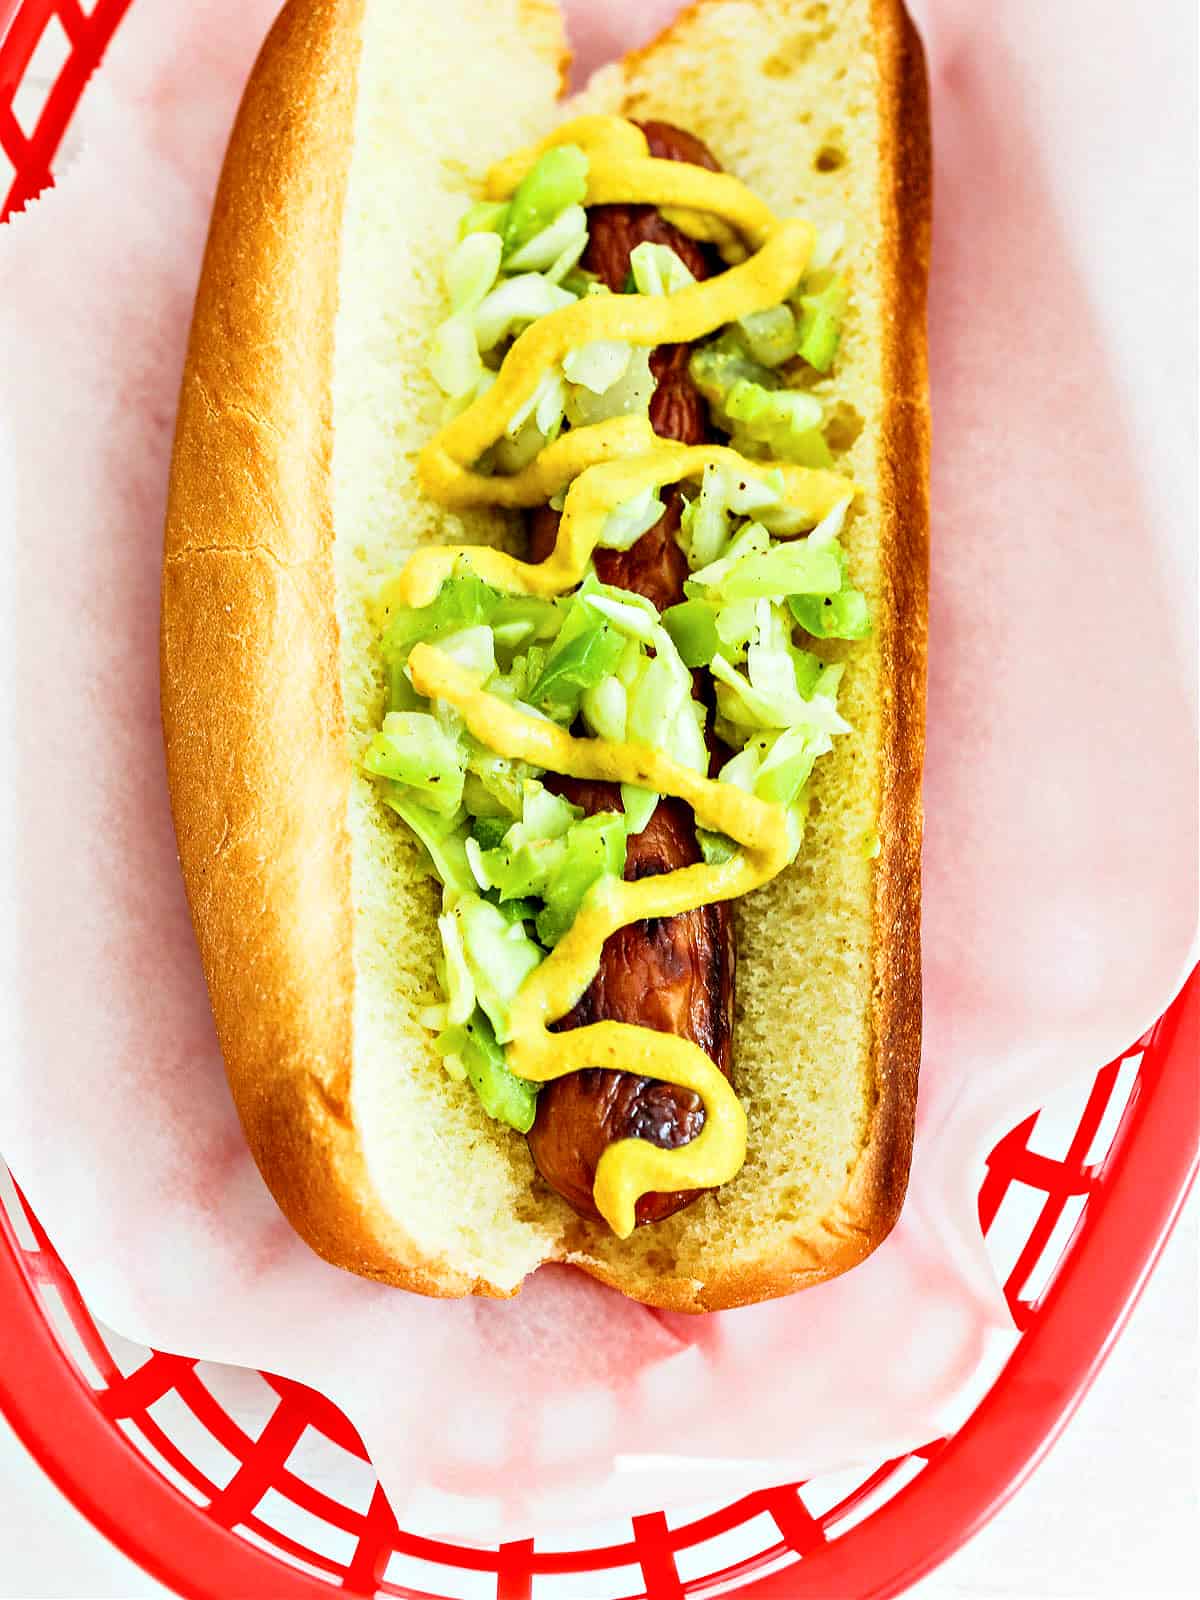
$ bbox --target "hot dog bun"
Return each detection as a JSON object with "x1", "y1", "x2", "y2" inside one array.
[{"x1": 161, "y1": 0, "x2": 929, "y2": 1311}]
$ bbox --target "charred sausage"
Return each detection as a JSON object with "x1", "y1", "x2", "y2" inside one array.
[{"x1": 525, "y1": 123, "x2": 737, "y2": 1227}]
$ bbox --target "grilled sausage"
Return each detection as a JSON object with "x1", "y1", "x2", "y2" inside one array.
[
  {"x1": 581, "y1": 119, "x2": 722, "y2": 296},
  {"x1": 525, "y1": 122, "x2": 737, "y2": 1227}
]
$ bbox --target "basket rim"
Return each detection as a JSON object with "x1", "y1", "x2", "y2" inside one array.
[{"x1": 0, "y1": 967, "x2": 1195, "y2": 1600}]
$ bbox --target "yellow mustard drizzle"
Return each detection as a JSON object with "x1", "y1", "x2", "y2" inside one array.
[
  {"x1": 485, "y1": 114, "x2": 649, "y2": 197},
  {"x1": 408, "y1": 645, "x2": 794, "y2": 1239},
  {"x1": 483, "y1": 116, "x2": 762, "y2": 259},
  {"x1": 406, "y1": 116, "x2": 853, "y2": 1233},
  {"x1": 402, "y1": 441, "x2": 852, "y2": 608},
  {"x1": 417, "y1": 220, "x2": 817, "y2": 508}
]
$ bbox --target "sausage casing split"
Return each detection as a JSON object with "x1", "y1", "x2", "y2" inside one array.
[{"x1": 524, "y1": 123, "x2": 738, "y2": 1228}]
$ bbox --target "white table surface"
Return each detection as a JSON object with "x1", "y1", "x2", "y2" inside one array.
[{"x1": 1, "y1": 1191, "x2": 1194, "y2": 1600}]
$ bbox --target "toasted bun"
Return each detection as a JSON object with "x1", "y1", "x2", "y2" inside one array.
[{"x1": 162, "y1": 0, "x2": 929, "y2": 1310}]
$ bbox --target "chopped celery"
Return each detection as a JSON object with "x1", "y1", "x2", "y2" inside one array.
[
  {"x1": 796, "y1": 275, "x2": 847, "y2": 373},
  {"x1": 582, "y1": 572, "x2": 659, "y2": 615},
  {"x1": 474, "y1": 274, "x2": 576, "y2": 352},
  {"x1": 504, "y1": 204, "x2": 588, "y2": 273},
  {"x1": 711, "y1": 651, "x2": 849, "y2": 738},
  {"x1": 691, "y1": 539, "x2": 843, "y2": 601},
  {"x1": 471, "y1": 788, "x2": 627, "y2": 948},
  {"x1": 560, "y1": 266, "x2": 600, "y2": 297},
  {"x1": 580, "y1": 673, "x2": 627, "y2": 742},
  {"x1": 506, "y1": 781, "x2": 578, "y2": 845},
  {"x1": 684, "y1": 521, "x2": 772, "y2": 594},
  {"x1": 730, "y1": 418, "x2": 833, "y2": 470},
  {"x1": 689, "y1": 331, "x2": 775, "y2": 412},
  {"x1": 470, "y1": 815, "x2": 510, "y2": 851},
  {"x1": 371, "y1": 215, "x2": 869, "y2": 1044},
  {"x1": 582, "y1": 590, "x2": 659, "y2": 643},
  {"x1": 736, "y1": 304, "x2": 797, "y2": 367},
  {"x1": 458, "y1": 200, "x2": 510, "y2": 239},
  {"x1": 435, "y1": 1010, "x2": 539, "y2": 1132},
  {"x1": 724, "y1": 379, "x2": 831, "y2": 467},
  {"x1": 431, "y1": 624, "x2": 496, "y2": 679},
  {"x1": 696, "y1": 828, "x2": 738, "y2": 864},
  {"x1": 512, "y1": 646, "x2": 545, "y2": 698},
  {"x1": 466, "y1": 748, "x2": 531, "y2": 818},
  {"x1": 813, "y1": 661, "x2": 845, "y2": 701},
  {"x1": 562, "y1": 338, "x2": 631, "y2": 393},
  {"x1": 535, "y1": 813, "x2": 625, "y2": 944},
  {"x1": 445, "y1": 231, "x2": 503, "y2": 312},
  {"x1": 620, "y1": 785, "x2": 659, "y2": 836},
  {"x1": 482, "y1": 835, "x2": 568, "y2": 901},
  {"x1": 503, "y1": 145, "x2": 589, "y2": 257},
  {"x1": 714, "y1": 596, "x2": 761, "y2": 658},
  {"x1": 726, "y1": 378, "x2": 821, "y2": 434},
  {"x1": 387, "y1": 656, "x2": 424, "y2": 713},
  {"x1": 491, "y1": 593, "x2": 561, "y2": 644},
  {"x1": 564, "y1": 346, "x2": 655, "y2": 427},
  {"x1": 595, "y1": 486, "x2": 665, "y2": 552},
  {"x1": 528, "y1": 615, "x2": 625, "y2": 710},
  {"x1": 630, "y1": 240, "x2": 697, "y2": 296},
  {"x1": 454, "y1": 896, "x2": 543, "y2": 1041},
  {"x1": 497, "y1": 896, "x2": 539, "y2": 925},
  {"x1": 429, "y1": 313, "x2": 483, "y2": 398},
  {"x1": 790, "y1": 648, "x2": 826, "y2": 699},
  {"x1": 690, "y1": 332, "x2": 833, "y2": 463},
  {"x1": 662, "y1": 599, "x2": 721, "y2": 667},
  {"x1": 789, "y1": 587, "x2": 871, "y2": 639},
  {"x1": 364, "y1": 712, "x2": 466, "y2": 815},
  {"x1": 381, "y1": 573, "x2": 499, "y2": 662},
  {"x1": 437, "y1": 910, "x2": 476, "y2": 1024},
  {"x1": 382, "y1": 793, "x2": 475, "y2": 897}
]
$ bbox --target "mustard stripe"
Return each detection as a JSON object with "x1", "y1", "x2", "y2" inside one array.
[
  {"x1": 401, "y1": 441, "x2": 854, "y2": 609},
  {"x1": 417, "y1": 416, "x2": 658, "y2": 512},
  {"x1": 484, "y1": 115, "x2": 651, "y2": 197},
  {"x1": 585, "y1": 160, "x2": 776, "y2": 252},
  {"x1": 485, "y1": 117, "x2": 763, "y2": 259}
]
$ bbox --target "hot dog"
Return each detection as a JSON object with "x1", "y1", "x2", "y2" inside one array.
[
  {"x1": 161, "y1": 0, "x2": 929, "y2": 1310},
  {"x1": 526, "y1": 121, "x2": 733, "y2": 1227}
]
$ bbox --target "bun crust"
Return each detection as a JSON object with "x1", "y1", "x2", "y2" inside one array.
[{"x1": 162, "y1": 0, "x2": 930, "y2": 1310}]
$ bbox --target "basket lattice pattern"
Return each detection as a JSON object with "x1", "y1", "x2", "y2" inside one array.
[{"x1": 0, "y1": 1042, "x2": 1152, "y2": 1598}]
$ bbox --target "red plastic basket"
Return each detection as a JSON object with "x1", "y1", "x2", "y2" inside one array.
[{"x1": 2, "y1": 4, "x2": 1197, "y2": 1597}]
